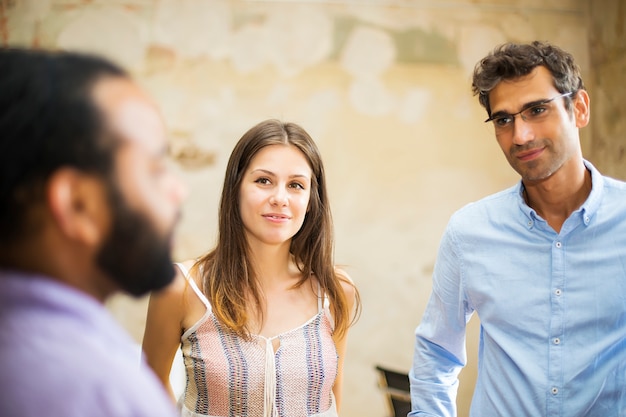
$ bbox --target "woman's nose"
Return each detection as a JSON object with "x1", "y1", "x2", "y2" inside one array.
[{"x1": 270, "y1": 187, "x2": 288, "y2": 206}]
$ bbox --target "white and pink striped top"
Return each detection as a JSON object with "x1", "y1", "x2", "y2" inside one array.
[{"x1": 176, "y1": 263, "x2": 339, "y2": 417}]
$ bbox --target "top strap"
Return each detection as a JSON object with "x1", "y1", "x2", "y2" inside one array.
[
  {"x1": 317, "y1": 281, "x2": 334, "y2": 330},
  {"x1": 317, "y1": 281, "x2": 323, "y2": 312},
  {"x1": 175, "y1": 262, "x2": 211, "y2": 311}
]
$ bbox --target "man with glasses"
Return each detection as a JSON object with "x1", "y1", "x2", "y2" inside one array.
[{"x1": 409, "y1": 41, "x2": 626, "y2": 416}]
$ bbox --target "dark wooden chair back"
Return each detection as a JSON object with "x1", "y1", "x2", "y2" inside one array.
[{"x1": 375, "y1": 365, "x2": 412, "y2": 417}]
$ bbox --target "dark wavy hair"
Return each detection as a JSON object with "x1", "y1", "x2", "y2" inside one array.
[
  {"x1": 0, "y1": 48, "x2": 127, "y2": 245},
  {"x1": 193, "y1": 119, "x2": 360, "y2": 339},
  {"x1": 472, "y1": 41, "x2": 585, "y2": 117}
]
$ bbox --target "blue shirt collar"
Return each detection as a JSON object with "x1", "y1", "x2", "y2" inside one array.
[{"x1": 517, "y1": 159, "x2": 603, "y2": 227}]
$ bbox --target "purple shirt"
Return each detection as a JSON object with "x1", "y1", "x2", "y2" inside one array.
[{"x1": 0, "y1": 270, "x2": 178, "y2": 417}]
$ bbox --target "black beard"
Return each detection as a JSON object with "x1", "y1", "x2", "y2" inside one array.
[{"x1": 96, "y1": 182, "x2": 177, "y2": 297}]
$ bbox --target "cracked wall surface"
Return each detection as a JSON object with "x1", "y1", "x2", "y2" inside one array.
[{"x1": 5, "y1": 1, "x2": 620, "y2": 416}]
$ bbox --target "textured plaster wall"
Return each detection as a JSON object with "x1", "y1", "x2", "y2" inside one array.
[
  {"x1": 587, "y1": 0, "x2": 626, "y2": 181},
  {"x1": 3, "y1": 1, "x2": 596, "y2": 416}
]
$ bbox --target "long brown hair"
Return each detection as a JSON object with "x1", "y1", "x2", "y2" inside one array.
[{"x1": 193, "y1": 119, "x2": 360, "y2": 339}]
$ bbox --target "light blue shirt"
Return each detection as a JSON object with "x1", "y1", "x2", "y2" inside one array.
[{"x1": 409, "y1": 160, "x2": 626, "y2": 417}]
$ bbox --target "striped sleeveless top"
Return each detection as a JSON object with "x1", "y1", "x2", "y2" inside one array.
[{"x1": 176, "y1": 263, "x2": 339, "y2": 417}]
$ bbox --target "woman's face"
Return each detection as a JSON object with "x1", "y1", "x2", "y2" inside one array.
[{"x1": 238, "y1": 144, "x2": 312, "y2": 250}]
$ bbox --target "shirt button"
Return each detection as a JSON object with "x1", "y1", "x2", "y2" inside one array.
[
  {"x1": 553, "y1": 338, "x2": 560, "y2": 345},
  {"x1": 555, "y1": 241, "x2": 562, "y2": 248},
  {"x1": 551, "y1": 387, "x2": 559, "y2": 395},
  {"x1": 555, "y1": 289, "x2": 562, "y2": 296}
]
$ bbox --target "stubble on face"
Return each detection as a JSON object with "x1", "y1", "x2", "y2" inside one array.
[
  {"x1": 91, "y1": 77, "x2": 181, "y2": 296},
  {"x1": 490, "y1": 68, "x2": 578, "y2": 185},
  {"x1": 96, "y1": 180, "x2": 178, "y2": 296},
  {"x1": 504, "y1": 138, "x2": 565, "y2": 183}
]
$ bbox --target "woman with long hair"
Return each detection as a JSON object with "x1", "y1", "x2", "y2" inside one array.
[{"x1": 142, "y1": 119, "x2": 361, "y2": 417}]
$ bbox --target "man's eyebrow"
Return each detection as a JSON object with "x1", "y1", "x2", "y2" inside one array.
[{"x1": 491, "y1": 97, "x2": 554, "y2": 117}]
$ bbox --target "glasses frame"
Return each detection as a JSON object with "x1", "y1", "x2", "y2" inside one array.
[{"x1": 484, "y1": 91, "x2": 574, "y2": 124}]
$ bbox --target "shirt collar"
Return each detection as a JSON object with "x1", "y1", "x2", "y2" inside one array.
[
  {"x1": 580, "y1": 159, "x2": 604, "y2": 223},
  {"x1": 517, "y1": 159, "x2": 603, "y2": 227}
]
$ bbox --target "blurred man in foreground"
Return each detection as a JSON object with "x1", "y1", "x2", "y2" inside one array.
[{"x1": 0, "y1": 48, "x2": 186, "y2": 417}]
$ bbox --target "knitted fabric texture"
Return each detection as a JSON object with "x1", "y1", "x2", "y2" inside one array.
[{"x1": 178, "y1": 265, "x2": 339, "y2": 417}]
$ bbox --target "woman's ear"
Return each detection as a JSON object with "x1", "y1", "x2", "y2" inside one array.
[{"x1": 46, "y1": 169, "x2": 110, "y2": 247}]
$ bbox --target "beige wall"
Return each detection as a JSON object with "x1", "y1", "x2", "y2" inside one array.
[
  {"x1": 7, "y1": 1, "x2": 623, "y2": 416},
  {"x1": 587, "y1": 0, "x2": 626, "y2": 180}
]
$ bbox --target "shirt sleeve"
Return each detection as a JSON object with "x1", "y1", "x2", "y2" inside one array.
[{"x1": 408, "y1": 219, "x2": 474, "y2": 417}]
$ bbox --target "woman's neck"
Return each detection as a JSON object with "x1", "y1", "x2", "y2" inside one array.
[{"x1": 248, "y1": 242, "x2": 299, "y2": 287}]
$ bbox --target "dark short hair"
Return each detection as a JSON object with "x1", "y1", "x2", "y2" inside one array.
[
  {"x1": 0, "y1": 48, "x2": 128, "y2": 243},
  {"x1": 472, "y1": 41, "x2": 585, "y2": 116}
]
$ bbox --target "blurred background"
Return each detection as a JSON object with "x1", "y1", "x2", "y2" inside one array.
[{"x1": 4, "y1": 0, "x2": 625, "y2": 416}]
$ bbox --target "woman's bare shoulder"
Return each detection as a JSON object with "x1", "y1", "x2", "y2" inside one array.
[{"x1": 333, "y1": 266, "x2": 356, "y2": 298}]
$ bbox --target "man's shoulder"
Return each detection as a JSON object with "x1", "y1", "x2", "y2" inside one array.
[
  {"x1": 0, "y1": 329, "x2": 176, "y2": 417},
  {"x1": 602, "y1": 174, "x2": 626, "y2": 191},
  {"x1": 451, "y1": 184, "x2": 520, "y2": 219},
  {"x1": 587, "y1": 159, "x2": 626, "y2": 196}
]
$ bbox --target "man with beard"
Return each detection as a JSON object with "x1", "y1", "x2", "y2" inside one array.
[
  {"x1": 409, "y1": 41, "x2": 626, "y2": 416},
  {"x1": 0, "y1": 48, "x2": 186, "y2": 417}
]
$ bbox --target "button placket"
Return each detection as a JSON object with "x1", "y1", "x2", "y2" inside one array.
[{"x1": 548, "y1": 235, "x2": 565, "y2": 414}]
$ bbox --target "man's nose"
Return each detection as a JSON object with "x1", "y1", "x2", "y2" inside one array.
[
  {"x1": 170, "y1": 173, "x2": 188, "y2": 205},
  {"x1": 511, "y1": 116, "x2": 535, "y2": 145}
]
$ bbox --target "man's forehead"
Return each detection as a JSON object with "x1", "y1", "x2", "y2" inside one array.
[
  {"x1": 92, "y1": 77, "x2": 166, "y2": 148},
  {"x1": 490, "y1": 67, "x2": 557, "y2": 110}
]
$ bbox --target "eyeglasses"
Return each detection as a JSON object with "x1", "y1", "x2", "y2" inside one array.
[{"x1": 484, "y1": 92, "x2": 574, "y2": 129}]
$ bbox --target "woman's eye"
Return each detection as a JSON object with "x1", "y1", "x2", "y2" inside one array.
[
  {"x1": 289, "y1": 182, "x2": 305, "y2": 190},
  {"x1": 255, "y1": 177, "x2": 271, "y2": 185}
]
